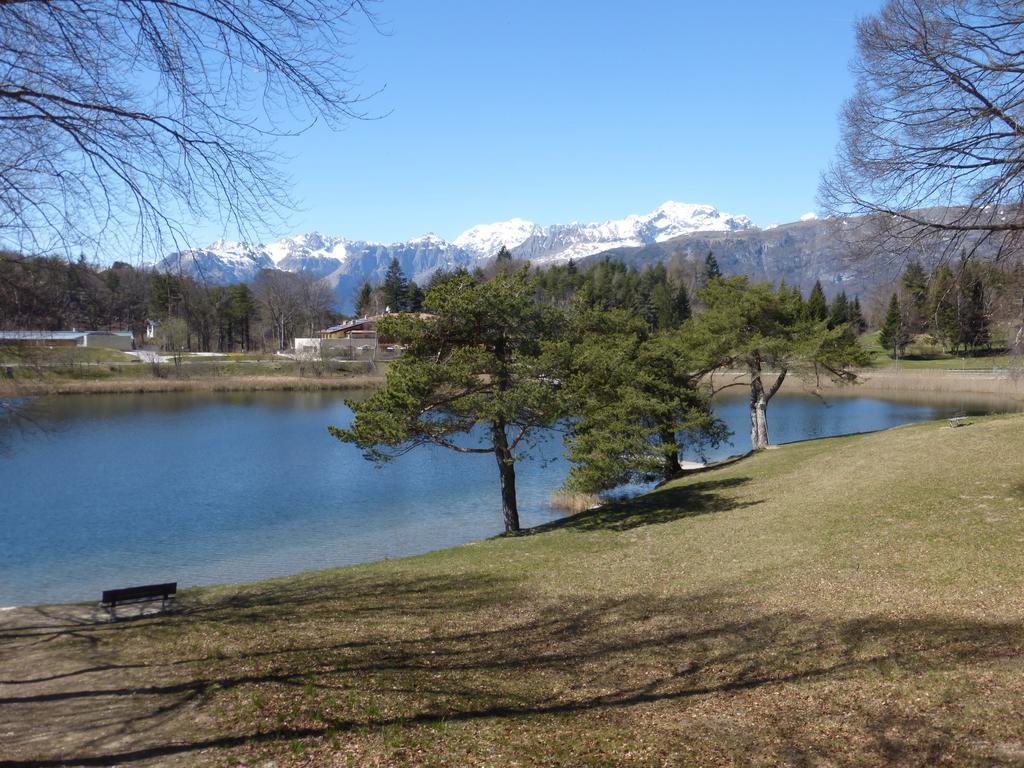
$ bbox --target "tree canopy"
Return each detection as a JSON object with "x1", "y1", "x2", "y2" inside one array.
[
  {"x1": 330, "y1": 269, "x2": 564, "y2": 533},
  {"x1": 561, "y1": 307, "x2": 725, "y2": 493},
  {"x1": 690, "y1": 278, "x2": 868, "y2": 451}
]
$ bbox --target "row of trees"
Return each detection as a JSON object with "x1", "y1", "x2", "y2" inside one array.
[
  {"x1": 875, "y1": 260, "x2": 1019, "y2": 358},
  {"x1": 334, "y1": 267, "x2": 867, "y2": 533},
  {"x1": 0, "y1": 252, "x2": 340, "y2": 352}
]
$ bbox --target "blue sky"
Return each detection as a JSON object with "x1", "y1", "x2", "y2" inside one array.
[{"x1": 206, "y1": 0, "x2": 883, "y2": 246}]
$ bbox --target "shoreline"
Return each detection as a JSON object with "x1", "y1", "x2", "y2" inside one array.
[
  {"x1": 3, "y1": 365, "x2": 1023, "y2": 399},
  {"x1": 709, "y1": 366, "x2": 1024, "y2": 401},
  {"x1": 4, "y1": 411, "x2": 1017, "y2": 611},
  {"x1": 0, "y1": 372, "x2": 387, "y2": 396}
]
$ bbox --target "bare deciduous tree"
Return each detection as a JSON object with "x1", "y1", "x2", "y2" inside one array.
[
  {"x1": 0, "y1": 0, "x2": 377, "y2": 260},
  {"x1": 820, "y1": 0, "x2": 1024, "y2": 261}
]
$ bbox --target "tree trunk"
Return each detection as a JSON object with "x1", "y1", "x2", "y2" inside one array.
[
  {"x1": 748, "y1": 360, "x2": 786, "y2": 452},
  {"x1": 491, "y1": 419, "x2": 520, "y2": 533},
  {"x1": 749, "y1": 373, "x2": 770, "y2": 451},
  {"x1": 660, "y1": 428, "x2": 682, "y2": 480}
]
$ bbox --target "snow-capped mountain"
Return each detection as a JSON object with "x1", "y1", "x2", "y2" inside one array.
[
  {"x1": 160, "y1": 202, "x2": 755, "y2": 312},
  {"x1": 159, "y1": 239, "x2": 274, "y2": 284}
]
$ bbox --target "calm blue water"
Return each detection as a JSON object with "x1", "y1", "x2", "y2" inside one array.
[{"x1": 0, "y1": 389, "x2": 1018, "y2": 606}]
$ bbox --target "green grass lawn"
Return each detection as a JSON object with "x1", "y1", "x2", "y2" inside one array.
[
  {"x1": 5, "y1": 416, "x2": 1024, "y2": 765},
  {"x1": 863, "y1": 330, "x2": 1021, "y2": 370}
]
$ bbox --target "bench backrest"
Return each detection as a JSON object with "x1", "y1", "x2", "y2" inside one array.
[{"x1": 102, "y1": 582, "x2": 177, "y2": 604}]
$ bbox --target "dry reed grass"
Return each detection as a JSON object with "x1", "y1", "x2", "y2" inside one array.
[
  {"x1": 0, "y1": 373, "x2": 385, "y2": 397},
  {"x1": 548, "y1": 490, "x2": 602, "y2": 513}
]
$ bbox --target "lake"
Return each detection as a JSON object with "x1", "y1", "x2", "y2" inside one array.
[{"x1": 1, "y1": 389, "x2": 1020, "y2": 606}]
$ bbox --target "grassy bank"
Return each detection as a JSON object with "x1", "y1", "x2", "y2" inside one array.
[
  {"x1": 0, "y1": 372, "x2": 386, "y2": 396},
  {"x1": 0, "y1": 349, "x2": 388, "y2": 395},
  {"x1": 5, "y1": 415, "x2": 1024, "y2": 765}
]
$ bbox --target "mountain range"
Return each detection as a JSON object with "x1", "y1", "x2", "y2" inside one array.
[
  {"x1": 160, "y1": 200, "x2": 924, "y2": 313},
  {"x1": 159, "y1": 202, "x2": 759, "y2": 312}
]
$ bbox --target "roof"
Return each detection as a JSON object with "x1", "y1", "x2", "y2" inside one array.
[
  {"x1": 321, "y1": 312, "x2": 434, "y2": 335},
  {"x1": 0, "y1": 330, "x2": 132, "y2": 340}
]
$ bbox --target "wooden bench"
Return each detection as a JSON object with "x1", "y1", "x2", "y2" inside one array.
[
  {"x1": 948, "y1": 416, "x2": 968, "y2": 428},
  {"x1": 101, "y1": 582, "x2": 177, "y2": 612}
]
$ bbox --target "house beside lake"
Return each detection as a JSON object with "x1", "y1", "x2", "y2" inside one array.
[{"x1": 0, "y1": 330, "x2": 135, "y2": 351}]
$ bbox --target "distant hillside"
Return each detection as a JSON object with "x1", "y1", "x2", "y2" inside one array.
[{"x1": 581, "y1": 218, "x2": 897, "y2": 300}]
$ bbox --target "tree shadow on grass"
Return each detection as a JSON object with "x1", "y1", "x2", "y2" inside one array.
[
  {"x1": 529, "y1": 475, "x2": 759, "y2": 533},
  {"x1": 4, "y1": 564, "x2": 1024, "y2": 766}
]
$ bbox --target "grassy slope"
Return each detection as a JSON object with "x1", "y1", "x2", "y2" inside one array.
[
  {"x1": 863, "y1": 330, "x2": 1020, "y2": 370},
  {"x1": 4, "y1": 417, "x2": 1024, "y2": 766}
]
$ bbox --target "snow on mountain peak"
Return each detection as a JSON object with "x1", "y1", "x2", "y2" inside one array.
[
  {"x1": 453, "y1": 218, "x2": 538, "y2": 258},
  {"x1": 406, "y1": 232, "x2": 449, "y2": 246}
]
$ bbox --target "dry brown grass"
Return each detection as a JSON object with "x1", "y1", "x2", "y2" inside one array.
[
  {"x1": 4, "y1": 415, "x2": 1024, "y2": 765},
  {"x1": 0, "y1": 373, "x2": 385, "y2": 397},
  {"x1": 548, "y1": 490, "x2": 602, "y2": 513}
]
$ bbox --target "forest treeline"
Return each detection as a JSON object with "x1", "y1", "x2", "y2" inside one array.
[
  {"x1": 0, "y1": 253, "x2": 339, "y2": 352},
  {"x1": 877, "y1": 260, "x2": 1023, "y2": 357},
  {"x1": 3, "y1": 247, "x2": 1022, "y2": 355}
]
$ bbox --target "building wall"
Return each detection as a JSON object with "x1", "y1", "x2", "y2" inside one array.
[{"x1": 82, "y1": 334, "x2": 134, "y2": 351}]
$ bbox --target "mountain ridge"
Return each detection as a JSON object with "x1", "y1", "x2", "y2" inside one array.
[{"x1": 159, "y1": 201, "x2": 757, "y2": 312}]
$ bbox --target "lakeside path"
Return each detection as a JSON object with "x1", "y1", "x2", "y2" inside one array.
[{"x1": 4, "y1": 414, "x2": 1024, "y2": 765}]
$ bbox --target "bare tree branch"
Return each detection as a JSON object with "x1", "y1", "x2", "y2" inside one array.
[{"x1": 0, "y1": 0, "x2": 379, "y2": 262}]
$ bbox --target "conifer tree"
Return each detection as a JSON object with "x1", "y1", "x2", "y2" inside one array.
[
  {"x1": 805, "y1": 280, "x2": 828, "y2": 322},
  {"x1": 850, "y1": 296, "x2": 867, "y2": 335},
  {"x1": 381, "y1": 257, "x2": 408, "y2": 312},
  {"x1": 828, "y1": 291, "x2": 850, "y2": 329},
  {"x1": 672, "y1": 282, "x2": 691, "y2": 325},
  {"x1": 879, "y1": 293, "x2": 908, "y2": 359},
  {"x1": 926, "y1": 266, "x2": 958, "y2": 350},
  {"x1": 332, "y1": 269, "x2": 564, "y2": 533},
  {"x1": 703, "y1": 251, "x2": 722, "y2": 283},
  {"x1": 901, "y1": 261, "x2": 929, "y2": 333},
  {"x1": 355, "y1": 281, "x2": 373, "y2": 317}
]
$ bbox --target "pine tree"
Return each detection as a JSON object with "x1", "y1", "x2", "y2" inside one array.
[
  {"x1": 381, "y1": 257, "x2": 408, "y2": 312},
  {"x1": 405, "y1": 280, "x2": 425, "y2": 313},
  {"x1": 850, "y1": 296, "x2": 867, "y2": 334},
  {"x1": 355, "y1": 281, "x2": 373, "y2": 316},
  {"x1": 879, "y1": 293, "x2": 908, "y2": 358},
  {"x1": 901, "y1": 261, "x2": 929, "y2": 333},
  {"x1": 805, "y1": 280, "x2": 828, "y2": 322},
  {"x1": 827, "y1": 291, "x2": 850, "y2": 329},
  {"x1": 672, "y1": 282, "x2": 691, "y2": 325},
  {"x1": 926, "y1": 266, "x2": 958, "y2": 350},
  {"x1": 495, "y1": 245, "x2": 512, "y2": 263},
  {"x1": 703, "y1": 251, "x2": 722, "y2": 283},
  {"x1": 961, "y1": 269, "x2": 990, "y2": 352}
]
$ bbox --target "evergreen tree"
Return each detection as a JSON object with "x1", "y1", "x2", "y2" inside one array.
[
  {"x1": 690, "y1": 277, "x2": 868, "y2": 451},
  {"x1": 227, "y1": 283, "x2": 257, "y2": 351},
  {"x1": 355, "y1": 281, "x2": 373, "y2": 316},
  {"x1": 805, "y1": 280, "x2": 828, "y2": 322},
  {"x1": 901, "y1": 261, "x2": 929, "y2": 333},
  {"x1": 495, "y1": 245, "x2": 513, "y2": 263},
  {"x1": 703, "y1": 251, "x2": 721, "y2": 283},
  {"x1": 926, "y1": 266, "x2": 958, "y2": 350},
  {"x1": 827, "y1": 291, "x2": 851, "y2": 329},
  {"x1": 332, "y1": 269, "x2": 564, "y2": 533},
  {"x1": 563, "y1": 309, "x2": 726, "y2": 491},
  {"x1": 381, "y1": 257, "x2": 408, "y2": 312},
  {"x1": 961, "y1": 269, "x2": 990, "y2": 352},
  {"x1": 405, "y1": 280, "x2": 425, "y2": 313},
  {"x1": 879, "y1": 293, "x2": 909, "y2": 358},
  {"x1": 850, "y1": 296, "x2": 867, "y2": 334},
  {"x1": 672, "y1": 282, "x2": 691, "y2": 325}
]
